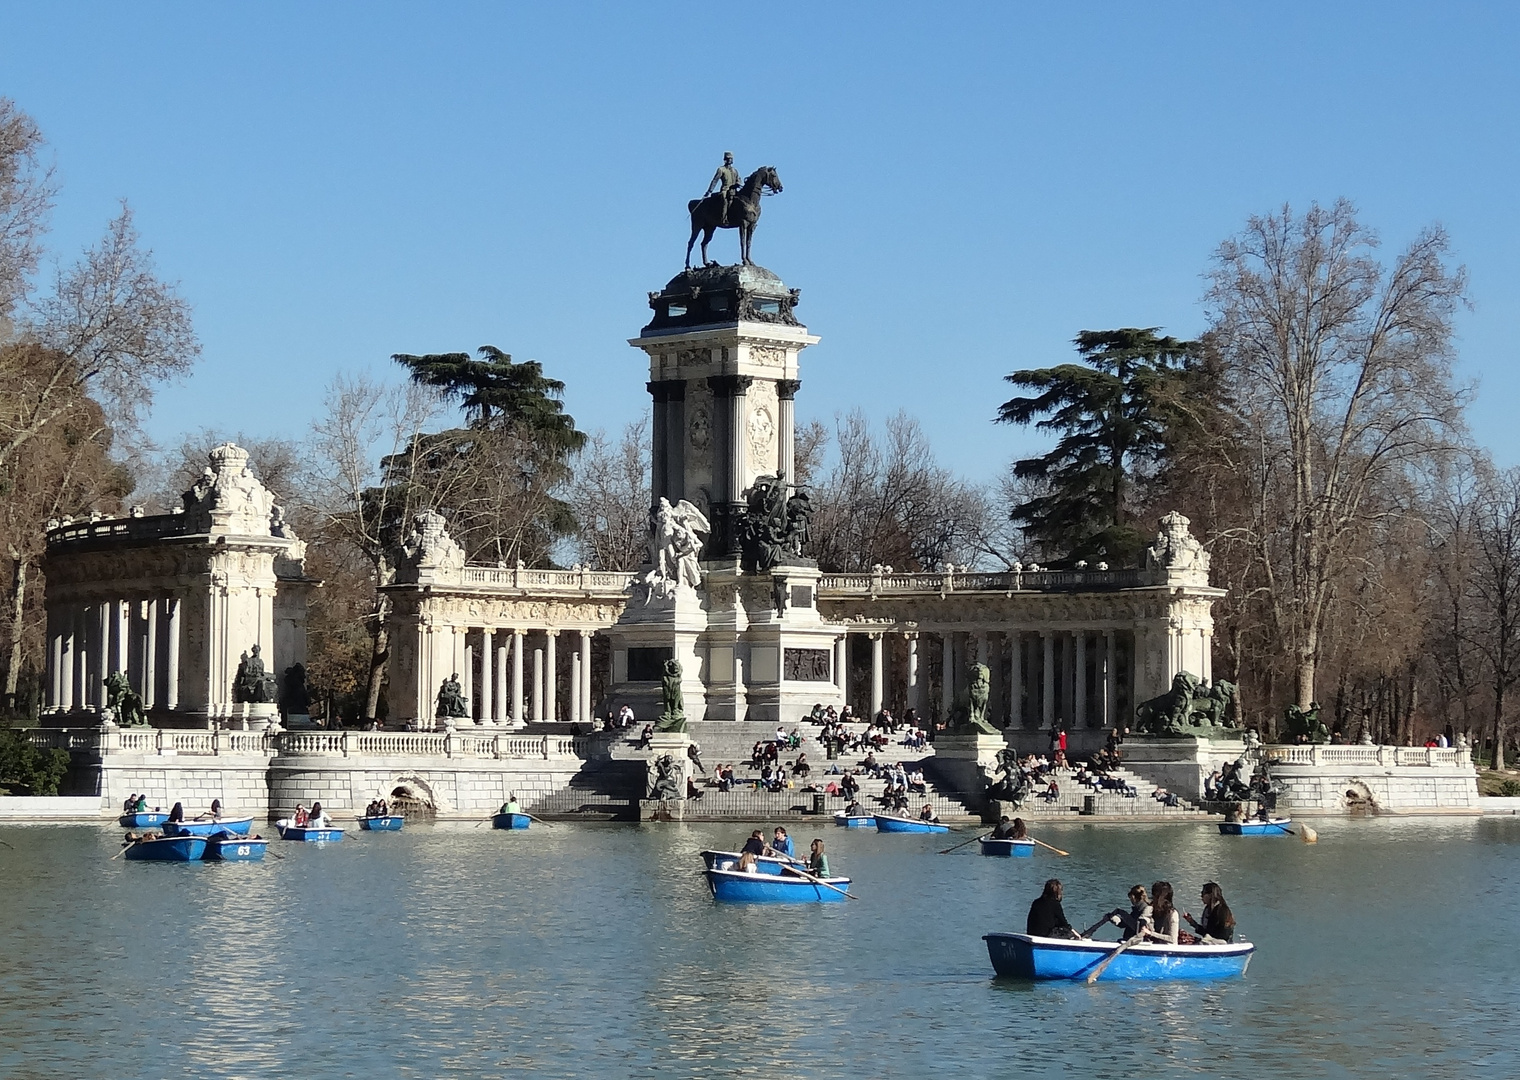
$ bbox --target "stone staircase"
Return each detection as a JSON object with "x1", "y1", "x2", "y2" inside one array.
[
  {"x1": 606, "y1": 720, "x2": 981, "y2": 822},
  {"x1": 1006, "y1": 765, "x2": 1216, "y2": 821}
]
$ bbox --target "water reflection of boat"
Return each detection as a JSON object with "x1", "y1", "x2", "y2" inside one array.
[
  {"x1": 979, "y1": 837, "x2": 1035, "y2": 857},
  {"x1": 119, "y1": 811, "x2": 169, "y2": 828},
  {"x1": 704, "y1": 868, "x2": 851, "y2": 904},
  {"x1": 874, "y1": 814, "x2": 949, "y2": 834},
  {"x1": 205, "y1": 834, "x2": 268, "y2": 861},
  {"x1": 165, "y1": 816, "x2": 255, "y2": 838},
  {"x1": 983, "y1": 932, "x2": 1255, "y2": 981},
  {"x1": 358, "y1": 815, "x2": 404, "y2": 831},
  {"x1": 123, "y1": 834, "x2": 208, "y2": 862},
  {"x1": 833, "y1": 813, "x2": 874, "y2": 828},
  {"x1": 275, "y1": 820, "x2": 344, "y2": 843},
  {"x1": 1218, "y1": 818, "x2": 1292, "y2": 836},
  {"x1": 699, "y1": 849, "x2": 799, "y2": 875},
  {"x1": 492, "y1": 812, "x2": 531, "y2": 830}
]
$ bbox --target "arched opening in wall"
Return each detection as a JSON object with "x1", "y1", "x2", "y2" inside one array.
[
  {"x1": 1343, "y1": 780, "x2": 1379, "y2": 816},
  {"x1": 387, "y1": 775, "x2": 440, "y2": 818}
]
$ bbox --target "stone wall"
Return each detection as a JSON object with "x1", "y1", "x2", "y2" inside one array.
[
  {"x1": 95, "y1": 752, "x2": 274, "y2": 820},
  {"x1": 267, "y1": 755, "x2": 587, "y2": 818},
  {"x1": 1267, "y1": 745, "x2": 1480, "y2": 816}
]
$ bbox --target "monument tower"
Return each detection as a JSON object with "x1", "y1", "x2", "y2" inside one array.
[{"x1": 606, "y1": 160, "x2": 844, "y2": 724}]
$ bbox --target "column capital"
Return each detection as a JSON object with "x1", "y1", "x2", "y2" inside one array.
[
  {"x1": 545, "y1": 628, "x2": 560, "y2": 638},
  {"x1": 511, "y1": 627, "x2": 526, "y2": 638},
  {"x1": 777, "y1": 378, "x2": 802, "y2": 400}
]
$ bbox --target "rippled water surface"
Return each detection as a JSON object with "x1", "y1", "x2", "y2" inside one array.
[{"x1": 2, "y1": 816, "x2": 1518, "y2": 1078}]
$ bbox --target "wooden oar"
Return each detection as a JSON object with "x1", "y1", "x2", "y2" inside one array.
[
  {"x1": 523, "y1": 812, "x2": 554, "y2": 827},
  {"x1": 780, "y1": 863, "x2": 858, "y2": 900},
  {"x1": 1085, "y1": 938, "x2": 1135, "y2": 984},
  {"x1": 1265, "y1": 819, "x2": 1296, "y2": 835},
  {"x1": 1029, "y1": 836, "x2": 1070, "y2": 857},
  {"x1": 938, "y1": 832, "x2": 989, "y2": 855},
  {"x1": 1080, "y1": 914, "x2": 1118, "y2": 939}
]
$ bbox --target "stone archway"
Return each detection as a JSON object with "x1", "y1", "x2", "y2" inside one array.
[
  {"x1": 387, "y1": 774, "x2": 448, "y2": 817},
  {"x1": 1343, "y1": 780, "x2": 1378, "y2": 815}
]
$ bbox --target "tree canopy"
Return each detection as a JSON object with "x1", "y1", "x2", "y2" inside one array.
[{"x1": 996, "y1": 327, "x2": 1198, "y2": 565}]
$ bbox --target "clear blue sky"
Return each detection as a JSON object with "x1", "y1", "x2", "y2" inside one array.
[{"x1": 4, "y1": 3, "x2": 1518, "y2": 481}]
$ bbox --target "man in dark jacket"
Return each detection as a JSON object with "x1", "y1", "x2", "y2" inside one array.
[{"x1": 1027, "y1": 878, "x2": 1078, "y2": 938}]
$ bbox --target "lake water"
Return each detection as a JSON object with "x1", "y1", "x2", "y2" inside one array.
[{"x1": 1, "y1": 816, "x2": 1517, "y2": 1079}]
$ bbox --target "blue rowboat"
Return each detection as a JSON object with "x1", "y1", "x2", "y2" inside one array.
[
  {"x1": 164, "y1": 816, "x2": 255, "y2": 838},
  {"x1": 122, "y1": 834, "x2": 207, "y2": 862},
  {"x1": 704, "y1": 868, "x2": 852, "y2": 904},
  {"x1": 874, "y1": 814, "x2": 949, "y2": 834},
  {"x1": 358, "y1": 815, "x2": 404, "y2": 831},
  {"x1": 492, "y1": 812, "x2": 531, "y2": 830},
  {"x1": 979, "y1": 837, "x2": 1035, "y2": 857},
  {"x1": 833, "y1": 813, "x2": 874, "y2": 828},
  {"x1": 275, "y1": 821, "x2": 344, "y2": 842},
  {"x1": 205, "y1": 834, "x2": 268, "y2": 862},
  {"x1": 983, "y1": 932, "x2": 1255, "y2": 982},
  {"x1": 119, "y1": 811, "x2": 169, "y2": 828},
  {"x1": 1218, "y1": 817, "x2": 1292, "y2": 836},
  {"x1": 699, "y1": 849, "x2": 801, "y2": 876}
]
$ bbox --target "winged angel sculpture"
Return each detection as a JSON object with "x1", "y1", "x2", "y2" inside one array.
[{"x1": 640, "y1": 497, "x2": 711, "y2": 601}]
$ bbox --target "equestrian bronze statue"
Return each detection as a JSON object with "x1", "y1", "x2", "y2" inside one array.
[{"x1": 686, "y1": 165, "x2": 783, "y2": 268}]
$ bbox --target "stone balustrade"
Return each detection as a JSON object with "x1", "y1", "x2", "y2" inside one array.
[
  {"x1": 1264, "y1": 744, "x2": 1471, "y2": 768},
  {"x1": 817, "y1": 567, "x2": 1150, "y2": 596},
  {"x1": 460, "y1": 566, "x2": 634, "y2": 594},
  {"x1": 27, "y1": 726, "x2": 592, "y2": 761}
]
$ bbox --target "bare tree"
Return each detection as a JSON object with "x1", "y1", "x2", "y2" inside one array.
[
  {"x1": 808, "y1": 409, "x2": 988, "y2": 572},
  {"x1": 567, "y1": 418, "x2": 649, "y2": 571},
  {"x1": 1461, "y1": 469, "x2": 1520, "y2": 769},
  {"x1": 1, "y1": 206, "x2": 198, "y2": 468},
  {"x1": 0, "y1": 98, "x2": 55, "y2": 326},
  {"x1": 304, "y1": 373, "x2": 451, "y2": 721},
  {"x1": 1205, "y1": 201, "x2": 1467, "y2": 709}
]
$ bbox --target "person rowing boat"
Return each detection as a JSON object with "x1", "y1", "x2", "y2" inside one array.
[{"x1": 1092, "y1": 884, "x2": 1152, "y2": 940}]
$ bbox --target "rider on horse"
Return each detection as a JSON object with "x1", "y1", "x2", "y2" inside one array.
[{"x1": 705, "y1": 152, "x2": 740, "y2": 226}]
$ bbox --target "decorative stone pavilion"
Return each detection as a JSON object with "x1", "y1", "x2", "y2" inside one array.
[{"x1": 41, "y1": 443, "x2": 315, "y2": 728}]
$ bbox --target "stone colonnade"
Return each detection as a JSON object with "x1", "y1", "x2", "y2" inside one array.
[
  {"x1": 421, "y1": 624, "x2": 600, "y2": 726},
  {"x1": 45, "y1": 596, "x2": 184, "y2": 714},
  {"x1": 835, "y1": 626, "x2": 1173, "y2": 730}
]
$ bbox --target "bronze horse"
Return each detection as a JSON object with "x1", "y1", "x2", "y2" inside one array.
[{"x1": 686, "y1": 166, "x2": 782, "y2": 268}]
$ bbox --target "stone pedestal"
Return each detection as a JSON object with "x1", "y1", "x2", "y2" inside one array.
[
  {"x1": 1120, "y1": 735, "x2": 1245, "y2": 802},
  {"x1": 933, "y1": 731, "x2": 1010, "y2": 818},
  {"x1": 640, "y1": 732, "x2": 693, "y2": 821}
]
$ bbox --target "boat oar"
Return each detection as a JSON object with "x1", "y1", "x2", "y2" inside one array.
[
  {"x1": 523, "y1": 812, "x2": 554, "y2": 827},
  {"x1": 781, "y1": 863, "x2": 858, "y2": 900},
  {"x1": 938, "y1": 832, "x2": 989, "y2": 855},
  {"x1": 1029, "y1": 836, "x2": 1070, "y2": 857},
  {"x1": 1267, "y1": 820, "x2": 1296, "y2": 836},
  {"x1": 1085, "y1": 938, "x2": 1135, "y2": 984},
  {"x1": 1079, "y1": 914, "x2": 1117, "y2": 939}
]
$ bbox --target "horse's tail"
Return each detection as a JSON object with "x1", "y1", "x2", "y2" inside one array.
[{"x1": 688, "y1": 199, "x2": 701, "y2": 213}]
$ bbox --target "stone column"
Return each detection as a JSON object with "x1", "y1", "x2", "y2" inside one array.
[
  {"x1": 834, "y1": 635, "x2": 847, "y2": 695},
  {"x1": 143, "y1": 599, "x2": 159, "y2": 710},
  {"x1": 532, "y1": 643, "x2": 544, "y2": 723},
  {"x1": 113, "y1": 599, "x2": 130, "y2": 679},
  {"x1": 165, "y1": 597, "x2": 181, "y2": 711},
  {"x1": 60, "y1": 606, "x2": 76, "y2": 711},
  {"x1": 1102, "y1": 629, "x2": 1116, "y2": 729},
  {"x1": 545, "y1": 629, "x2": 559, "y2": 722},
  {"x1": 464, "y1": 641, "x2": 476, "y2": 720},
  {"x1": 570, "y1": 651, "x2": 582, "y2": 723},
  {"x1": 777, "y1": 379, "x2": 800, "y2": 484},
  {"x1": 1041, "y1": 631, "x2": 1055, "y2": 729},
  {"x1": 905, "y1": 633, "x2": 920, "y2": 718},
  {"x1": 1074, "y1": 632, "x2": 1088, "y2": 728},
  {"x1": 495, "y1": 639, "x2": 508, "y2": 723},
  {"x1": 479, "y1": 631, "x2": 493, "y2": 724},
  {"x1": 988, "y1": 633, "x2": 1005, "y2": 726},
  {"x1": 869, "y1": 633, "x2": 884, "y2": 717},
  {"x1": 48, "y1": 612, "x2": 63, "y2": 710},
  {"x1": 579, "y1": 630, "x2": 593, "y2": 722},
  {"x1": 94, "y1": 602, "x2": 111, "y2": 708},
  {"x1": 1009, "y1": 632, "x2": 1023, "y2": 728},
  {"x1": 940, "y1": 633, "x2": 954, "y2": 720},
  {"x1": 1201, "y1": 626, "x2": 1213, "y2": 683},
  {"x1": 511, "y1": 629, "x2": 525, "y2": 725}
]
